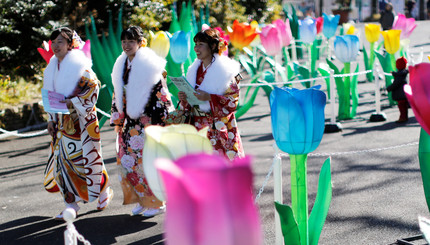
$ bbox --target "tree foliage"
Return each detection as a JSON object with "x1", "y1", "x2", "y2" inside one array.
[{"x1": 0, "y1": 0, "x2": 283, "y2": 80}]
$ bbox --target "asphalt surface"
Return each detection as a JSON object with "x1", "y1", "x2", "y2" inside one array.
[{"x1": 2, "y1": 21, "x2": 430, "y2": 245}]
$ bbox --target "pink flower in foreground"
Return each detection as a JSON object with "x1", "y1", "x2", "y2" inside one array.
[
  {"x1": 404, "y1": 63, "x2": 430, "y2": 134},
  {"x1": 392, "y1": 14, "x2": 417, "y2": 39},
  {"x1": 156, "y1": 153, "x2": 262, "y2": 245}
]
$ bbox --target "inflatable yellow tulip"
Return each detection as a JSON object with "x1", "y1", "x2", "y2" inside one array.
[
  {"x1": 381, "y1": 30, "x2": 401, "y2": 55},
  {"x1": 364, "y1": 24, "x2": 380, "y2": 43},
  {"x1": 149, "y1": 31, "x2": 170, "y2": 58}
]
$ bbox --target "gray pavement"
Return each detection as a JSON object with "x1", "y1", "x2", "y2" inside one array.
[{"x1": 2, "y1": 21, "x2": 430, "y2": 245}]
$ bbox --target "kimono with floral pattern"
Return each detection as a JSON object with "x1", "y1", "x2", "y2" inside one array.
[
  {"x1": 111, "y1": 47, "x2": 172, "y2": 208},
  {"x1": 110, "y1": 63, "x2": 172, "y2": 208}
]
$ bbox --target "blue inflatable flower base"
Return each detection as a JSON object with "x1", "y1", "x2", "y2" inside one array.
[
  {"x1": 324, "y1": 123, "x2": 342, "y2": 133},
  {"x1": 369, "y1": 113, "x2": 387, "y2": 122}
]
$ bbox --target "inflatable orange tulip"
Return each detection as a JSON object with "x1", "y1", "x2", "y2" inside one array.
[{"x1": 228, "y1": 20, "x2": 258, "y2": 50}]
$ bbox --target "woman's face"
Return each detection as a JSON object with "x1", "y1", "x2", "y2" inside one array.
[
  {"x1": 122, "y1": 38, "x2": 141, "y2": 60},
  {"x1": 51, "y1": 34, "x2": 71, "y2": 62},
  {"x1": 194, "y1": 41, "x2": 213, "y2": 62}
]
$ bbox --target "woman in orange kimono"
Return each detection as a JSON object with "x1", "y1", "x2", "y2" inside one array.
[
  {"x1": 43, "y1": 27, "x2": 113, "y2": 220},
  {"x1": 177, "y1": 28, "x2": 245, "y2": 160},
  {"x1": 110, "y1": 26, "x2": 173, "y2": 217}
]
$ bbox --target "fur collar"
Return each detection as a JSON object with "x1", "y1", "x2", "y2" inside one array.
[
  {"x1": 186, "y1": 54, "x2": 240, "y2": 111},
  {"x1": 111, "y1": 47, "x2": 166, "y2": 119},
  {"x1": 43, "y1": 49, "x2": 92, "y2": 97}
]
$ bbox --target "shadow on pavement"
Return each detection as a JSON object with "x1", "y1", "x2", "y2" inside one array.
[{"x1": 0, "y1": 214, "x2": 162, "y2": 245}]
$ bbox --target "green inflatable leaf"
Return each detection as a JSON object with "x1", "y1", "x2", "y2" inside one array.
[
  {"x1": 274, "y1": 201, "x2": 301, "y2": 245},
  {"x1": 375, "y1": 51, "x2": 395, "y2": 105},
  {"x1": 317, "y1": 67, "x2": 331, "y2": 99},
  {"x1": 308, "y1": 157, "x2": 332, "y2": 245}
]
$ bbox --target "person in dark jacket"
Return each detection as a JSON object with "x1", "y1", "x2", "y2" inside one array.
[
  {"x1": 380, "y1": 2, "x2": 395, "y2": 30},
  {"x1": 387, "y1": 57, "x2": 409, "y2": 123}
]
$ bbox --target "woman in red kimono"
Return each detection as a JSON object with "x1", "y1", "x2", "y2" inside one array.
[
  {"x1": 110, "y1": 26, "x2": 173, "y2": 216},
  {"x1": 177, "y1": 28, "x2": 245, "y2": 160}
]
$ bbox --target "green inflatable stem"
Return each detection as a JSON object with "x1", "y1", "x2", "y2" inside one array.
[
  {"x1": 290, "y1": 154, "x2": 309, "y2": 245},
  {"x1": 419, "y1": 128, "x2": 430, "y2": 213},
  {"x1": 339, "y1": 62, "x2": 351, "y2": 120},
  {"x1": 350, "y1": 63, "x2": 359, "y2": 118}
]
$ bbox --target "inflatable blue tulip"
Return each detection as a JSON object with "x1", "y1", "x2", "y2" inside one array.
[
  {"x1": 170, "y1": 31, "x2": 191, "y2": 64},
  {"x1": 299, "y1": 18, "x2": 317, "y2": 44},
  {"x1": 334, "y1": 35, "x2": 359, "y2": 63},
  {"x1": 322, "y1": 13, "x2": 340, "y2": 39},
  {"x1": 270, "y1": 85, "x2": 326, "y2": 155}
]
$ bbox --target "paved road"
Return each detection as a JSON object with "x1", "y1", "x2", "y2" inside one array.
[{"x1": 2, "y1": 21, "x2": 430, "y2": 245}]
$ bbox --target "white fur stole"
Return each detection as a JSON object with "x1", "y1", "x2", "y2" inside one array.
[
  {"x1": 186, "y1": 54, "x2": 240, "y2": 112},
  {"x1": 111, "y1": 47, "x2": 167, "y2": 119},
  {"x1": 43, "y1": 49, "x2": 92, "y2": 97}
]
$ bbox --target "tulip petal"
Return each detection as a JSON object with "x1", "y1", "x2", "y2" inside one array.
[
  {"x1": 37, "y1": 48, "x2": 54, "y2": 63},
  {"x1": 156, "y1": 158, "x2": 196, "y2": 245},
  {"x1": 150, "y1": 31, "x2": 170, "y2": 58},
  {"x1": 82, "y1": 40, "x2": 91, "y2": 59},
  {"x1": 334, "y1": 35, "x2": 359, "y2": 63},
  {"x1": 157, "y1": 154, "x2": 262, "y2": 245},
  {"x1": 406, "y1": 64, "x2": 430, "y2": 134},
  {"x1": 322, "y1": 13, "x2": 339, "y2": 39},
  {"x1": 299, "y1": 18, "x2": 317, "y2": 44},
  {"x1": 260, "y1": 25, "x2": 283, "y2": 56},
  {"x1": 170, "y1": 31, "x2": 190, "y2": 63},
  {"x1": 143, "y1": 125, "x2": 213, "y2": 201}
]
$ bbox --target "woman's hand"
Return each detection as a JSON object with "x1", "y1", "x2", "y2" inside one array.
[
  {"x1": 47, "y1": 121, "x2": 56, "y2": 137},
  {"x1": 59, "y1": 98, "x2": 72, "y2": 108},
  {"x1": 178, "y1": 91, "x2": 189, "y2": 107},
  {"x1": 178, "y1": 91, "x2": 187, "y2": 101},
  {"x1": 194, "y1": 89, "x2": 211, "y2": 101}
]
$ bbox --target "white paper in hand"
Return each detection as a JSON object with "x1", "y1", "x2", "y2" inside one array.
[{"x1": 169, "y1": 76, "x2": 204, "y2": 106}]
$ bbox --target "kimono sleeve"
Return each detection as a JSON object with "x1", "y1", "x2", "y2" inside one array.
[
  {"x1": 145, "y1": 79, "x2": 173, "y2": 125},
  {"x1": 209, "y1": 79, "x2": 240, "y2": 118},
  {"x1": 70, "y1": 70, "x2": 100, "y2": 118},
  {"x1": 110, "y1": 92, "x2": 125, "y2": 127}
]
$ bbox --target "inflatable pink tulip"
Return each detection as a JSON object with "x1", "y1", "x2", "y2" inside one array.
[
  {"x1": 260, "y1": 24, "x2": 283, "y2": 56},
  {"x1": 404, "y1": 63, "x2": 430, "y2": 134},
  {"x1": 156, "y1": 154, "x2": 262, "y2": 245},
  {"x1": 315, "y1": 17, "x2": 324, "y2": 35},
  {"x1": 82, "y1": 40, "x2": 91, "y2": 59},
  {"x1": 392, "y1": 14, "x2": 417, "y2": 39},
  {"x1": 272, "y1": 19, "x2": 292, "y2": 47}
]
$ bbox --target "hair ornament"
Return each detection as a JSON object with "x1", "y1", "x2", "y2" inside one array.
[
  {"x1": 140, "y1": 37, "x2": 148, "y2": 48},
  {"x1": 218, "y1": 38, "x2": 228, "y2": 55},
  {"x1": 72, "y1": 31, "x2": 85, "y2": 49}
]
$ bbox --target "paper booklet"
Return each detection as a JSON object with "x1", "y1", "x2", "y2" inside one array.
[
  {"x1": 169, "y1": 76, "x2": 204, "y2": 106},
  {"x1": 41, "y1": 88, "x2": 70, "y2": 114}
]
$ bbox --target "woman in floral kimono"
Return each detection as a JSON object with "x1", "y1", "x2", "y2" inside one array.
[
  {"x1": 110, "y1": 26, "x2": 172, "y2": 217},
  {"x1": 177, "y1": 28, "x2": 245, "y2": 160},
  {"x1": 43, "y1": 27, "x2": 113, "y2": 220}
]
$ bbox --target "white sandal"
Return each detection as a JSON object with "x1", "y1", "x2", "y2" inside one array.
[
  {"x1": 131, "y1": 204, "x2": 147, "y2": 216},
  {"x1": 97, "y1": 187, "x2": 114, "y2": 211}
]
